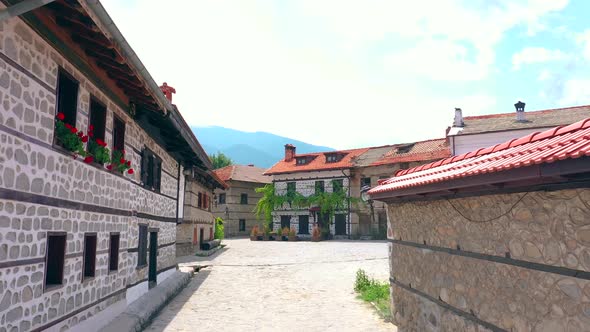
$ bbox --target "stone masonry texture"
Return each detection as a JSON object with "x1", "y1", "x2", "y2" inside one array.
[
  {"x1": 386, "y1": 188, "x2": 590, "y2": 331},
  {"x1": 0, "y1": 13, "x2": 180, "y2": 332}
]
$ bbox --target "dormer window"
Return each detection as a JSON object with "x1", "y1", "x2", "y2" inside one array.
[
  {"x1": 325, "y1": 153, "x2": 344, "y2": 163},
  {"x1": 397, "y1": 144, "x2": 415, "y2": 154},
  {"x1": 296, "y1": 157, "x2": 308, "y2": 165}
]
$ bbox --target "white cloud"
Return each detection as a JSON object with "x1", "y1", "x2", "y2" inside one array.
[
  {"x1": 537, "y1": 69, "x2": 552, "y2": 81},
  {"x1": 558, "y1": 79, "x2": 590, "y2": 106},
  {"x1": 100, "y1": 0, "x2": 569, "y2": 150},
  {"x1": 512, "y1": 47, "x2": 568, "y2": 70}
]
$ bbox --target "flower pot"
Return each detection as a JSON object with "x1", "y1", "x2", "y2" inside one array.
[
  {"x1": 263, "y1": 234, "x2": 269, "y2": 241},
  {"x1": 288, "y1": 236, "x2": 297, "y2": 241},
  {"x1": 250, "y1": 236, "x2": 257, "y2": 241}
]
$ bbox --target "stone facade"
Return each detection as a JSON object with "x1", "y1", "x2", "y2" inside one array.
[
  {"x1": 386, "y1": 188, "x2": 590, "y2": 331},
  {"x1": 177, "y1": 176, "x2": 215, "y2": 257},
  {"x1": 0, "y1": 14, "x2": 182, "y2": 332},
  {"x1": 213, "y1": 180, "x2": 266, "y2": 237}
]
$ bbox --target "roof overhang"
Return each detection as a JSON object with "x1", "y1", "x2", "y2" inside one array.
[{"x1": 370, "y1": 156, "x2": 590, "y2": 203}]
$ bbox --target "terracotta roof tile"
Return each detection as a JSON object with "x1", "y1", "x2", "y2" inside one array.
[
  {"x1": 368, "y1": 138, "x2": 450, "y2": 167},
  {"x1": 370, "y1": 117, "x2": 590, "y2": 196},
  {"x1": 264, "y1": 148, "x2": 370, "y2": 175},
  {"x1": 214, "y1": 165, "x2": 271, "y2": 184}
]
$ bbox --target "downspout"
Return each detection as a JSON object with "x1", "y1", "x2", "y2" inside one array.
[
  {"x1": 175, "y1": 162, "x2": 182, "y2": 224},
  {"x1": 341, "y1": 169, "x2": 352, "y2": 239}
]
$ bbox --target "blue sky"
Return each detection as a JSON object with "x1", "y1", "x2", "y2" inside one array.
[{"x1": 102, "y1": 0, "x2": 590, "y2": 149}]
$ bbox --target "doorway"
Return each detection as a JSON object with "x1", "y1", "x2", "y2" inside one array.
[
  {"x1": 335, "y1": 214, "x2": 346, "y2": 236},
  {"x1": 199, "y1": 228, "x2": 204, "y2": 250},
  {"x1": 148, "y1": 231, "x2": 158, "y2": 288}
]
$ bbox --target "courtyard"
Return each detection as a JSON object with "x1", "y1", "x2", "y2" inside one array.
[{"x1": 144, "y1": 239, "x2": 395, "y2": 331}]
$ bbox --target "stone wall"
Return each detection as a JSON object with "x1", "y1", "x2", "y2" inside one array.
[
  {"x1": 386, "y1": 188, "x2": 590, "y2": 331},
  {"x1": 177, "y1": 178, "x2": 215, "y2": 256},
  {"x1": 0, "y1": 14, "x2": 180, "y2": 332},
  {"x1": 213, "y1": 180, "x2": 266, "y2": 237}
]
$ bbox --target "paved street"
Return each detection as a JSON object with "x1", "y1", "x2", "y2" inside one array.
[{"x1": 144, "y1": 238, "x2": 395, "y2": 332}]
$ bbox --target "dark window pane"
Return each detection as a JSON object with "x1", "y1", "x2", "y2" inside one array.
[
  {"x1": 56, "y1": 71, "x2": 78, "y2": 127},
  {"x1": 361, "y1": 177, "x2": 371, "y2": 188},
  {"x1": 83, "y1": 234, "x2": 97, "y2": 278},
  {"x1": 112, "y1": 117, "x2": 125, "y2": 153},
  {"x1": 109, "y1": 234, "x2": 120, "y2": 271},
  {"x1": 315, "y1": 181, "x2": 324, "y2": 194},
  {"x1": 219, "y1": 193, "x2": 226, "y2": 204},
  {"x1": 45, "y1": 234, "x2": 66, "y2": 286},
  {"x1": 280, "y1": 215, "x2": 291, "y2": 230},
  {"x1": 287, "y1": 182, "x2": 296, "y2": 195},
  {"x1": 332, "y1": 179, "x2": 343, "y2": 192},
  {"x1": 89, "y1": 99, "x2": 107, "y2": 142},
  {"x1": 138, "y1": 225, "x2": 148, "y2": 266},
  {"x1": 240, "y1": 193, "x2": 248, "y2": 205},
  {"x1": 239, "y1": 219, "x2": 246, "y2": 231}
]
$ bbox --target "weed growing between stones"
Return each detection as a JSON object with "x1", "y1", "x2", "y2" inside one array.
[{"x1": 354, "y1": 269, "x2": 391, "y2": 321}]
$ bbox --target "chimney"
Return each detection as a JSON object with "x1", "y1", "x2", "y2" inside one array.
[
  {"x1": 159, "y1": 82, "x2": 176, "y2": 102},
  {"x1": 514, "y1": 101, "x2": 526, "y2": 122},
  {"x1": 284, "y1": 144, "x2": 296, "y2": 162},
  {"x1": 248, "y1": 164, "x2": 254, "y2": 167},
  {"x1": 453, "y1": 108, "x2": 464, "y2": 127}
]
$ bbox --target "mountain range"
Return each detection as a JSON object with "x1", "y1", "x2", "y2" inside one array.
[{"x1": 191, "y1": 126, "x2": 334, "y2": 168}]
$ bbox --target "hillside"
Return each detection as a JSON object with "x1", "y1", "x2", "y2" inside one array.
[{"x1": 192, "y1": 126, "x2": 334, "y2": 168}]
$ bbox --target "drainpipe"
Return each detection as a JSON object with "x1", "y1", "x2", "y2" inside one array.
[
  {"x1": 175, "y1": 163, "x2": 181, "y2": 224},
  {"x1": 340, "y1": 169, "x2": 352, "y2": 239}
]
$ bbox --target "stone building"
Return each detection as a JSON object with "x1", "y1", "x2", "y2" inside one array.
[
  {"x1": 0, "y1": 1, "x2": 212, "y2": 331},
  {"x1": 448, "y1": 103, "x2": 590, "y2": 155},
  {"x1": 177, "y1": 167, "x2": 226, "y2": 256},
  {"x1": 370, "y1": 117, "x2": 590, "y2": 331},
  {"x1": 265, "y1": 140, "x2": 449, "y2": 239},
  {"x1": 213, "y1": 164, "x2": 271, "y2": 237}
]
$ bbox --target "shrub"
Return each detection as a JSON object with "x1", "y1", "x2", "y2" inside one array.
[
  {"x1": 281, "y1": 227, "x2": 290, "y2": 236},
  {"x1": 289, "y1": 227, "x2": 296, "y2": 237},
  {"x1": 354, "y1": 269, "x2": 372, "y2": 292},
  {"x1": 251, "y1": 225, "x2": 259, "y2": 237},
  {"x1": 214, "y1": 217, "x2": 224, "y2": 240},
  {"x1": 354, "y1": 269, "x2": 391, "y2": 320}
]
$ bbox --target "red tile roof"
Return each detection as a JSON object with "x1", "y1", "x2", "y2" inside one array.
[
  {"x1": 368, "y1": 138, "x2": 450, "y2": 166},
  {"x1": 214, "y1": 165, "x2": 271, "y2": 184},
  {"x1": 370, "y1": 117, "x2": 590, "y2": 196},
  {"x1": 264, "y1": 148, "x2": 370, "y2": 175}
]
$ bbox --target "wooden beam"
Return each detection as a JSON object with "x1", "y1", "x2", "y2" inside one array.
[
  {"x1": 55, "y1": 14, "x2": 99, "y2": 32},
  {"x1": 71, "y1": 32, "x2": 113, "y2": 50}
]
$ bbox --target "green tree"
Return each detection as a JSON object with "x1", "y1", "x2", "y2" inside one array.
[{"x1": 209, "y1": 152, "x2": 233, "y2": 169}]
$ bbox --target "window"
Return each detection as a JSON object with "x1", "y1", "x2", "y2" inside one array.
[
  {"x1": 239, "y1": 219, "x2": 246, "y2": 232},
  {"x1": 397, "y1": 144, "x2": 415, "y2": 154},
  {"x1": 325, "y1": 153, "x2": 343, "y2": 163},
  {"x1": 280, "y1": 215, "x2": 291, "y2": 230},
  {"x1": 361, "y1": 177, "x2": 371, "y2": 188},
  {"x1": 205, "y1": 194, "x2": 209, "y2": 210},
  {"x1": 83, "y1": 233, "x2": 97, "y2": 280},
  {"x1": 112, "y1": 116, "x2": 125, "y2": 154},
  {"x1": 315, "y1": 181, "x2": 325, "y2": 194},
  {"x1": 332, "y1": 179, "x2": 344, "y2": 192},
  {"x1": 198, "y1": 192, "x2": 203, "y2": 208},
  {"x1": 137, "y1": 225, "x2": 148, "y2": 267},
  {"x1": 141, "y1": 149, "x2": 162, "y2": 191},
  {"x1": 45, "y1": 233, "x2": 66, "y2": 288},
  {"x1": 298, "y1": 215, "x2": 309, "y2": 234},
  {"x1": 240, "y1": 193, "x2": 248, "y2": 205},
  {"x1": 287, "y1": 182, "x2": 296, "y2": 195},
  {"x1": 218, "y1": 193, "x2": 226, "y2": 204},
  {"x1": 296, "y1": 157, "x2": 308, "y2": 165},
  {"x1": 109, "y1": 233, "x2": 120, "y2": 271},
  {"x1": 89, "y1": 98, "x2": 107, "y2": 143},
  {"x1": 56, "y1": 70, "x2": 79, "y2": 128}
]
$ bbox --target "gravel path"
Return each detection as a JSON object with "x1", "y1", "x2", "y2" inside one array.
[{"x1": 144, "y1": 239, "x2": 396, "y2": 332}]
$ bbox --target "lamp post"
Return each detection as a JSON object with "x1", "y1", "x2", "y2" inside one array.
[{"x1": 361, "y1": 185, "x2": 375, "y2": 236}]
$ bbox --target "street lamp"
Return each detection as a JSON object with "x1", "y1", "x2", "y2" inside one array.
[{"x1": 360, "y1": 185, "x2": 372, "y2": 203}]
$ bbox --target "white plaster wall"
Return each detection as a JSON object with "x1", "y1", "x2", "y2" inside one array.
[{"x1": 451, "y1": 127, "x2": 554, "y2": 155}]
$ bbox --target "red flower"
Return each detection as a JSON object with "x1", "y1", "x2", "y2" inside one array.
[
  {"x1": 83, "y1": 156, "x2": 94, "y2": 163},
  {"x1": 88, "y1": 131, "x2": 94, "y2": 138},
  {"x1": 126, "y1": 161, "x2": 131, "y2": 167},
  {"x1": 88, "y1": 124, "x2": 94, "y2": 131},
  {"x1": 122, "y1": 149, "x2": 126, "y2": 155},
  {"x1": 81, "y1": 135, "x2": 88, "y2": 143},
  {"x1": 69, "y1": 127, "x2": 77, "y2": 134},
  {"x1": 96, "y1": 139, "x2": 106, "y2": 147},
  {"x1": 106, "y1": 164, "x2": 113, "y2": 171},
  {"x1": 120, "y1": 158, "x2": 125, "y2": 164},
  {"x1": 127, "y1": 168, "x2": 134, "y2": 175},
  {"x1": 77, "y1": 131, "x2": 84, "y2": 137},
  {"x1": 65, "y1": 123, "x2": 72, "y2": 129},
  {"x1": 56, "y1": 113, "x2": 65, "y2": 121}
]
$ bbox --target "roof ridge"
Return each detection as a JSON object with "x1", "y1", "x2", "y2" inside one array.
[{"x1": 463, "y1": 104, "x2": 590, "y2": 120}]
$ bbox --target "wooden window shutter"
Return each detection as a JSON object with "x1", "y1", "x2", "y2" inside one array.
[
  {"x1": 141, "y1": 149, "x2": 149, "y2": 185},
  {"x1": 154, "y1": 157, "x2": 162, "y2": 191}
]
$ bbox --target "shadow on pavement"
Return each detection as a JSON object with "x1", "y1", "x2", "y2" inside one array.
[{"x1": 143, "y1": 269, "x2": 212, "y2": 332}]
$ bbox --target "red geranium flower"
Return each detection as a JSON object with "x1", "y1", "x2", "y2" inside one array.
[
  {"x1": 56, "y1": 113, "x2": 65, "y2": 121},
  {"x1": 106, "y1": 164, "x2": 113, "y2": 171},
  {"x1": 77, "y1": 131, "x2": 84, "y2": 137},
  {"x1": 88, "y1": 124, "x2": 94, "y2": 131},
  {"x1": 81, "y1": 136, "x2": 88, "y2": 143},
  {"x1": 70, "y1": 127, "x2": 77, "y2": 134},
  {"x1": 120, "y1": 158, "x2": 125, "y2": 164},
  {"x1": 126, "y1": 161, "x2": 131, "y2": 167},
  {"x1": 122, "y1": 149, "x2": 126, "y2": 155},
  {"x1": 127, "y1": 169, "x2": 134, "y2": 175},
  {"x1": 88, "y1": 131, "x2": 94, "y2": 138},
  {"x1": 96, "y1": 139, "x2": 106, "y2": 147},
  {"x1": 65, "y1": 123, "x2": 72, "y2": 129},
  {"x1": 84, "y1": 156, "x2": 94, "y2": 163}
]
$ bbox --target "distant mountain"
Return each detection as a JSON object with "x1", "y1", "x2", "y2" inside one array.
[{"x1": 191, "y1": 126, "x2": 335, "y2": 168}]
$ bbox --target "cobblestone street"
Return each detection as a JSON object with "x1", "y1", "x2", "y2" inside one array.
[{"x1": 144, "y1": 239, "x2": 395, "y2": 331}]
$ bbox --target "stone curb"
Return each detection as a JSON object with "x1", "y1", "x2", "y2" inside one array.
[{"x1": 101, "y1": 270, "x2": 192, "y2": 332}]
